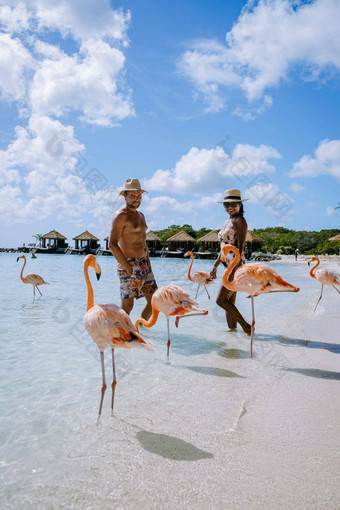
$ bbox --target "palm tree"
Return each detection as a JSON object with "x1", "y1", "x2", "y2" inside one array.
[{"x1": 32, "y1": 234, "x2": 43, "y2": 247}]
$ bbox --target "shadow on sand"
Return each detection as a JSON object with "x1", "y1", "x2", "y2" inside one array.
[
  {"x1": 254, "y1": 333, "x2": 340, "y2": 354},
  {"x1": 218, "y1": 348, "x2": 250, "y2": 360},
  {"x1": 177, "y1": 365, "x2": 245, "y2": 378},
  {"x1": 282, "y1": 368, "x2": 340, "y2": 380},
  {"x1": 136, "y1": 430, "x2": 213, "y2": 461}
]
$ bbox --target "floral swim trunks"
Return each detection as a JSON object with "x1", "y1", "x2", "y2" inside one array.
[{"x1": 117, "y1": 257, "x2": 158, "y2": 300}]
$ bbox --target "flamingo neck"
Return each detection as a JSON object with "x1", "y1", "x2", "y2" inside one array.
[
  {"x1": 20, "y1": 257, "x2": 26, "y2": 282},
  {"x1": 187, "y1": 253, "x2": 194, "y2": 282},
  {"x1": 309, "y1": 258, "x2": 320, "y2": 280},
  {"x1": 135, "y1": 306, "x2": 160, "y2": 331},
  {"x1": 221, "y1": 246, "x2": 240, "y2": 291},
  {"x1": 84, "y1": 261, "x2": 94, "y2": 311}
]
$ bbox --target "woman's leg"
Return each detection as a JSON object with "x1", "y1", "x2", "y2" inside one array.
[
  {"x1": 226, "y1": 291, "x2": 237, "y2": 330},
  {"x1": 216, "y1": 285, "x2": 250, "y2": 334}
]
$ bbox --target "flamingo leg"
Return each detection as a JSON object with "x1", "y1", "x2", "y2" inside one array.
[
  {"x1": 195, "y1": 286, "x2": 199, "y2": 299},
  {"x1": 33, "y1": 285, "x2": 35, "y2": 298},
  {"x1": 111, "y1": 348, "x2": 117, "y2": 416},
  {"x1": 97, "y1": 351, "x2": 107, "y2": 424},
  {"x1": 36, "y1": 285, "x2": 42, "y2": 296},
  {"x1": 250, "y1": 296, "x2": 255, "y2": 358},
  {"x1": 332, "y1": 285, "x2": 340, "y2": 294},
  {"x1": 175, "y1": 310, "x2": 208, "y2": 327},
  {"x1": 166, "y1": 318, "x2": 171, "y2": 360},
  {"x1": 313, "y1": 284, "x2": 324, "y2": 313},
  {"x1": 203, "y1": 285, "x2": 211, "y2": 299}
]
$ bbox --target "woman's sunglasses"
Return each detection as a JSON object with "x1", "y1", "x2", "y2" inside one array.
[{"x1": 224, "y1": 202, "x2": 241, "y2": 208}]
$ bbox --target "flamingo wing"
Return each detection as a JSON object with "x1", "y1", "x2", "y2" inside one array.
[
  {"x1": 24, "y1": 273, "x2": 48, "y2": 285},
  {"x1": 153, "y1": 284, "x2": 204, "y2": 317},
  {"x1": 191, "y1": 271, "x2": 214, "y2": 285},
  {"x1": 235, "y1": 263, "x2": 298, "y2": 295},
  {"x1": 315, "y1": 268, "x2": 340, "y2": 286},
  {"x1": 84, "y1": 303, "x2": 152, "y2": 351}
]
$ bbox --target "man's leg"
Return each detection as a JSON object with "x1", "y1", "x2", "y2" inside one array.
[
  {"x1": 121, "y1": 297, "x2": 134, "y2": 315},
  {"x1": 141, "y1": 292, "x2": 153, "y2": 320}
]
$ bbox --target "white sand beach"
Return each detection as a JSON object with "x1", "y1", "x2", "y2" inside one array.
[{"x1": 1, "y1": 254, "x2": 339, "y2": 509}]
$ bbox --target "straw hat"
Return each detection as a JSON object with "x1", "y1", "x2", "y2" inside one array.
[
  {"x1": 217, "y1": 189, "x2": 249, "y2": 203},
  {"x1": 119, "y1": 178, "x2": 147, "y2": 196}
]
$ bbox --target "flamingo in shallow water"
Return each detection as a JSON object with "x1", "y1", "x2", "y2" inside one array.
[
  {"x1": 17, "y1": 255, "x2": 49, "y2": 297},
  {"x1": 135, "y1": 283, "x2": 208, "y2": 360},
  {"x1": 83, "y1": 255, "x2": 153, "y2": 421},
  {"x1": 221, "y1": 245, "x2": 299, "y2": 358},
  {"x1": 184, "y1": 251, "x2": 214, "y2": 299},
  {"x1": 308, "y1": 256, "x2": 340, "y2": 313}
]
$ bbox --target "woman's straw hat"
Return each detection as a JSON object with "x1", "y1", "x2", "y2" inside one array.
[
  {"x1": 217, "y1": 189, "x2": 249, "y2": 203},
  {"x1": 119, "y1": 178, "x2": 147, "y2": 196}
]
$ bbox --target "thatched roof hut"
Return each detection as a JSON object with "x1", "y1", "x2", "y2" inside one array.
[
  {"x1": 197, "y1": 231, "x2": 219, "y2": 253},
  {"x1": 166, "y1": 230, "x2": 195, "y2": 252},
  {"x1": 73, "y1": 230, "x2": 100, "y2": 251},
  {"x1": 329, "y1": 234, "x2": 340, "y2": 242},
  {"x1": 246, "y1": 231, "x2": 264, "y2": 244},
  {"x1": 41, "y1": 230, "x2": 68, "y2": 249},
  {"x1": 146, "y1": 231, "x2": 162, "y2": 252}
]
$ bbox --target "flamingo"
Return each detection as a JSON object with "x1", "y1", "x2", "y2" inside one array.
[
  {"x1": 135, "y1": 283, "x2": 208, "y2": 360},
  {"x1": 308, "y1": 256, "x2": 340, "y2": 312},
  {"x1": 184, "y1": 251, "x2": 214, "y2": 299},
  {"x1": 83, "y1": 254, "x2": 153, "y2": 422},
  {"x1": 17, "y1": 255, "x2": 49, "y2": 297},
  {"x1": 221, "y1": 245, "x2": 299, "y2": 358}
]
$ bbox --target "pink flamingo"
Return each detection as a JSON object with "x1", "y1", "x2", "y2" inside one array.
[
  {"x1": 308, "y1": 256, "x2": 340, "y2": 312},
  {"x1": 135, "y1": 283, "x2": 208, "y2": 360},
  {"x1": 184, "y1": 251, "x2": 214, "y2": 299},
  {"x1": 221, "y1": 245, "x2": 299, "y2": 357},
  {"x1": 17, "y1": 255, "x2": 49, "y2": 297},
  {"x1": 83, "y1": 255, "x2": 153, "y2": 421}
]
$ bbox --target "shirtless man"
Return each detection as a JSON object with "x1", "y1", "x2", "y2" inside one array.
[{"x1": 109, "y1": 179, "x2": 157, "y2": 320}]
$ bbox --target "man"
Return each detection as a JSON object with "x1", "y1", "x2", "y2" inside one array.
[{"x1": 109, "y1": 178, "x2": 157, "y2": 320}]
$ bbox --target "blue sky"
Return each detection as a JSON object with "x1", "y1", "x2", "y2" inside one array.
[{"x1": 0, "y1": 0, "x2": 339, "y2": 248}]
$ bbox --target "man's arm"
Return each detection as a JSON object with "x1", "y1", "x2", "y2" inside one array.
[{"x1": 108, "y1": 213, "x2": 133, "y2": 275}]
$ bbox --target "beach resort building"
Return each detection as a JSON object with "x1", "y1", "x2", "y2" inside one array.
[{"x1": 72, "y1": 231, "x2": 100, "y2": 254}]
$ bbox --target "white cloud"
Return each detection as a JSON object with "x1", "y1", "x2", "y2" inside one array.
[
  {"x1": 289, "y1": 139, "x2": 340, "y2": 178},
  {"x1": 0, "y1": 1, "x2": 130, "y2": 44},
  {"x1": 142, "y1": 193, "x2": 223, "y2": 231},
  {"x1": 0, "y1": 1, "x2": 134, "y2": 126},
  {"x1": 325, "y1": 207, "x2": 336, "y2": 216},
  {"x1": 30, "y1": 39, "x2": 133, "y2": 125},
  {"x1": 144, "y1": 147, "x2": 230, "y2": 195},
  {"x1": 245, "y1": 180, "x2": 294, "y2": 220},
  {"x1": 0, "y1": 3, "x2": 31, "y2": 33},
  {"x1": 233, "y1": 95, "x2": 273, "y2": 120},
  {"x1": 179, "y1": 0, "x2": 340, "y2": 112},
  {"x1": 144, "y1": 144, "x2": 281, "y2": 195},
  {"x1": 230, "y1": 144, "x2": 281, "y2": 175},
  {"x1": 290, "y1": 183, "x2": 304, "y2": 192},
  {"x1": 0, "y1": 33, "x2": 33, "y2": 101}
]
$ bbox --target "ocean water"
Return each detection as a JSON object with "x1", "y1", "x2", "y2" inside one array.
[{"x1": 1, "y1": 253, "x2": 339, "y2": 509}]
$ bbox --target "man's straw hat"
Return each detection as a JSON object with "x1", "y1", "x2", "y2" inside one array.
[
  {"x1": 217, "y1": 189, "x2": 249, "y2": 203},
  {"x1": 119, "y1": 178, "x2": 147, "y2": 196}
]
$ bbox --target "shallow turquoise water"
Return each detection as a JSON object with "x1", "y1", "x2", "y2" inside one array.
[{"x1": 1, "y1": 253, "x2": 339, "y2": 509}]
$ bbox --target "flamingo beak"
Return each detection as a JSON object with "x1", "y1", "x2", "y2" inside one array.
[
  {"x1": 96, "y1": 271, "x2": 101, "y2": 281},
  {"x1": 16, "y1": 257, "x2": 20, "y2": 262}
]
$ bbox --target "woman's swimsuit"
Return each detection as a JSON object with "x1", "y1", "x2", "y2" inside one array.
[{"x1": 218, "y1": 219, "x2": 245, "y2": 267}]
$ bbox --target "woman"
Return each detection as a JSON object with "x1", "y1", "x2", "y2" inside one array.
[{"x1": 210, "y1": 189, "x2": 251, "y2": 334}]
